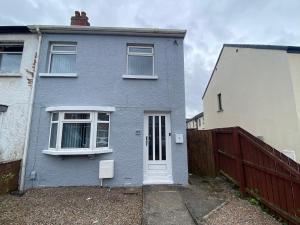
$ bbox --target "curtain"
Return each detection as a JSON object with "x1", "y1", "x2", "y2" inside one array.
[
  {"x1": 61, "y1": 123, "x2": 91, "y2": 148},
  {"x1": 50, "y1": 54, "x2": 76, "y2": 73},
  {"x1": 128, "y1": 55, "x2": 153, "y2": 75}
]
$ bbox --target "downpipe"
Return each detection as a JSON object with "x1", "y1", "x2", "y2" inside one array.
[{"x1": 19, "y1": 26, "x2": 42, "y2": 193}]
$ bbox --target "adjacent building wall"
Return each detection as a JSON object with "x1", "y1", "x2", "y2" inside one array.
[
  {"x1": 24, "y1": 33, "x2": 188, "y2": 188},
  {"x1": 186, "y1": 113, "x2": 204, "y2": 130},
  {"x1": 203, "y1": 46, "x2": 300, "y2": 162},
  {"x1": 0, "y1": 34, "x2": 38, "y2": 161}
]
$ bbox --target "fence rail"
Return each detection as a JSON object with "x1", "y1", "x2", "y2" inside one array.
[{"x1": 187, "y1": 127, "x2": 300, "y2": 225}]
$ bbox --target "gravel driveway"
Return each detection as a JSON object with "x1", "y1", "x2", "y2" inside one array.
[
  {"x1": 0, "y1": 187, "x2": 142, "y2": 225},
  {"x1": 203, "y1": 196, "x2": 281, "y2": 225},
  {"x1": 185, "y1": 175, "x2": 282, "y2": 225},
  {"x1": 0, "y1": 176, "x2": 283, "y2": 225}
]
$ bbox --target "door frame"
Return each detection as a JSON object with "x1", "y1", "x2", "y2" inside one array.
[{"x1": 143, "y1": 112, "x2": 173, "y2": 184}]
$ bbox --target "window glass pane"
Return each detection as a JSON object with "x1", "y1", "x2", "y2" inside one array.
[
  {"x1": 61, "y1": 123, "x2": 91, "y2": 148},
  {"x1": 148, "y1": 116, "x2": 153, "y2": 160},
  {"x1": 98, "y1": 113, "x2": 109, "y2": 121},
  {"x1": 96, "y1": 123, "x2": 109, "y2": 147},
  {"x1": 0, "y1": 44, "x2": 23, "y2": 52},
  {"x1": 0, "y1": 53, "x2": 22, "y2": 73},
  {"x1": 64, "y1": 113, "x2": 90, "y2": 120},
  {"x1": 50, "y1": 54, "x2": 76, "y2": 73},
  {"x1": 128, "y1": 55, "x2": 153, "y2": 75},
  {"x1": 52, "y1": 112, "x2": 59, "y2": 121},
  {"x1": 50, "y1": 123, "x2": 57, "y2": 148},
  {"x1": 155, "y1": 116, "x2": 160, "y2": 160},
  {"x1": 161, "y1": 116, "x2": 166, "y2": 160},
  {"x1": 52, "y1": 45, "x2": 76, "y2": 52},
  {"x1": 128, "y1": 47, "x2": 152, "y2": 54}
]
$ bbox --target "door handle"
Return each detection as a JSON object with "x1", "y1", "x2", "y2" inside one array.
[{"x1": 146, "y1": 136, "x2": 148, "y2": 146}]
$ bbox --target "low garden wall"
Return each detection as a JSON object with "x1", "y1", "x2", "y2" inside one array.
[{"x1": 0, "y1": 160, "x2": 21, "y2": 194}]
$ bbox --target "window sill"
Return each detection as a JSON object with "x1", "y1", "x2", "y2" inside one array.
[
  {"x1": 122, "y1": 75, "x2": 158, "y2": 80},
  {"x1": 42, "y1": 148, "x2": 113, "y2": 155},
  {"x1": 0, "y1": 73, "x2": 22, "y2": 77},
  {"x1": 39, "y1": 73, "x2": 77, "y2": 78}
]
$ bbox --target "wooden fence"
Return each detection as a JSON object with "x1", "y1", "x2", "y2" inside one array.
[
  {"x1": 187, "y1": 127, "x2": 300, "y2": 225},
  {"x1": 187, "y1": 129, "x2": 216, "y2": 176},
  {"x1": 0, "y1": 160, "x2": 21, "y2": 195}
]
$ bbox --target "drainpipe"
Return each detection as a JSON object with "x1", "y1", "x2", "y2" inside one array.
[{"x1": 19, "y1": 26, "x2": 42, "y2": 192}]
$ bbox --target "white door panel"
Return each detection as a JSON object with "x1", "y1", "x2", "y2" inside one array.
[{"x1": 143, "y1": 113, "x2": 173, "y2": 184}]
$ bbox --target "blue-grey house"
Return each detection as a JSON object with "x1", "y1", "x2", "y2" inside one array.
[{"x1": 24, "y1": 14, "x2": 187, "y2": 189}]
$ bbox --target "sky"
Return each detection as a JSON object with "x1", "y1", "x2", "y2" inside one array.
[{"x1": 1, "y1": 0, "x2": 300, "y2": 118}]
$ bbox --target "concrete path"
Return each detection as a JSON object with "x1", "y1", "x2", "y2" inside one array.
[
  {"x1": 142, "y1": 175, "x2": 233, "y2": 225},
  {"x1": 142, "y1": 185, "x2": 195, "y2": 225}
]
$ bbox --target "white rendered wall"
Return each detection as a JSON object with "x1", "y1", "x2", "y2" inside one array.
[
  {"x1": 203, "y1": 46, "x2": 300, "y2": 162},
  {"x1": 0, "y1": 34, "x2": 38, "y2": 161}
]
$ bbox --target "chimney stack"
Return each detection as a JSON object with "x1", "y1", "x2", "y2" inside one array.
[{"x1": 71, "y1": 11, "x2": 90, "y2": 26}]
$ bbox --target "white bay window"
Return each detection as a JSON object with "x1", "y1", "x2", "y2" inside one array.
[{"x1": 45, "y1": 111, "x2": 111, "y2": 155}]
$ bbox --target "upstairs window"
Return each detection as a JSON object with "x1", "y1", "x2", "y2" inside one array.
[
  {"x1": 0, "y1": 43, "x2": 23, "y2": 74},
  {"x1": 48, "y1": 44, "x2": 76, "y2": 73},
  {"x1": 127, "y1": 45, "x2": 154, "y2": 76}
]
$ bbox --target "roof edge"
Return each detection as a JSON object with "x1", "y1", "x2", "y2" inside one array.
[
  {"x1": 0, "y1": 26, "x2": 30, "y2": 34},
  {"x1": 28, "y1": 25, "x2": 186, "y2": 38},
  {"x1": 202, "y1": 45, "x2": 225, "y2": 99},
  {"x1": 224, "y1": 43, "x2": 300, "y2": 51}
]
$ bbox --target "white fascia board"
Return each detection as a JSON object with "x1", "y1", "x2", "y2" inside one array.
[
  {"x1": 28, "y1": 25, "x2": 186, "y2": 38},
  {"x1": 46, "y1": 106, "x2": 116, "y2": 112}
]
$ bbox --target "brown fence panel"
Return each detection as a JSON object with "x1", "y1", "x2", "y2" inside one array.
[
  {"x1": 0, "y1": 160, "x2": 21, "y2": 195},
  {"x1": 187, "y1": 129, "x2": 216, "y2": 177},
  {"x1": 213, "y1": 127, "x2": 300, "y2": 225}
]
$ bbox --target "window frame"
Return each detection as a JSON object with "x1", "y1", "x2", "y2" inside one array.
[
  {"x1": 96, "y1": 113, "x2": 111, "y2": 148},
  {"x1": 47, "y1": 43, "x2": 77, "y2": 74},
  {"x1": 126, "y1": 45, "x2": 154, "y2": 76},
  {"x1": 48, "y1": 111, "x2": 111, "y2": 151},
  {"x1": 0, "y1": 43, "x2": 23, "y2": 75}
]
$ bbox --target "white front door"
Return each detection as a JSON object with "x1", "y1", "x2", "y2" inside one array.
[{"x1": 143, "y1": 113, "x2": 173, "y2": 184}]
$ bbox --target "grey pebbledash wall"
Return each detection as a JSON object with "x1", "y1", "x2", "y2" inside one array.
[{"x1": 24, "y1": 33, "x2": 187, "y2": 189}]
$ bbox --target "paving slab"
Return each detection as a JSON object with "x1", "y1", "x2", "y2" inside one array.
[{"x1": 142, "y1": 185, "x2": 195, "y2": 225}]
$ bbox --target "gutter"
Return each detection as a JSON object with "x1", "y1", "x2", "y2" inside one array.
[
  {"x1": 19, "y1": 26, "x2": 42, "y2": 192},
  {"x1": 28, "y1": 25, "x2": 186, "y2": 38}
]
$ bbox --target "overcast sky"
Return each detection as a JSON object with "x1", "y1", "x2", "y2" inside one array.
[{"x1": 1, "y1": 0, "x2": 300, "y2": 118}]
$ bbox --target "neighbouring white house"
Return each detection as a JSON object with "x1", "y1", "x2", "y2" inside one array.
[
  {"x1": 203, "y1": 44, "x2": 300, "y2": 162},
  {"x1": 186, "y1": 112, "x2": 204, "y2": 130},
  {"x1": 0, "y1": 26, "x2": 39, "y2": 161}
]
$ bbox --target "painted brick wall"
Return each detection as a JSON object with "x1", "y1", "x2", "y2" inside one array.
[{"x1": 24, "y1": 33, "x2": 187, "y2": 188}]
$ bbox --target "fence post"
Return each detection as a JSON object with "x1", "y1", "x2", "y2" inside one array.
[
  {"x1": 233, "y1": 127, "x2": 246, "y2": 197},
  {"x1": 212, "y1": 130, "x2": 219, "y2": 174}
]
